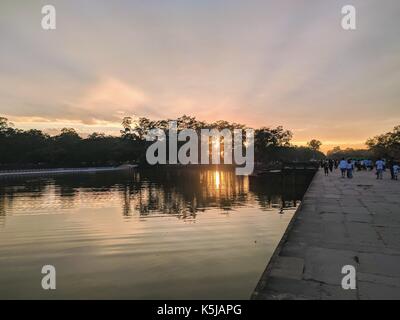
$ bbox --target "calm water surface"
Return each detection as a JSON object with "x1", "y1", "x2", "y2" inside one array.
[{"x1": 0, "y1": 168, "x2": 311, "y2": 299}]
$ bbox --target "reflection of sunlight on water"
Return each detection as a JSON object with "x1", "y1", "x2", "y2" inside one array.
[
  {"x1": 200, "y1": 169, "x2": 249, "y2": 200},
  {"x1": 215, "y1": 171, "x2": 220, "y2": 189}
]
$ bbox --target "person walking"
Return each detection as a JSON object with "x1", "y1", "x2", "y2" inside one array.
[
  {"x1": 339, "y1": 158, "x2": 347, "y2": 178},
  {"x1": 375, "y1": 158, "x2": 384, "y2": 180},
  {"x1": 388, "y1": 158, "x2": 395, "y2": 180},
  {"x1": 328, "y1": 159, "x2": 334, "y2": 173},
  {"x1": 367, "y1": 159, "x2": 373, "y2": 171},
  {"x1": 393, "y1": 163, "x2": 399, "y2": 180},
  {"x1": 323, "y1": 161, "x2": 329, "y2": 176},
  {"x1": 347, "y1": 159, "x2": 354, "y2": 179}
]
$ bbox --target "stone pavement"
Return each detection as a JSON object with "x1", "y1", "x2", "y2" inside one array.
[{"x1": 252, "y1": 169, "x2": 400, "y2": 300}]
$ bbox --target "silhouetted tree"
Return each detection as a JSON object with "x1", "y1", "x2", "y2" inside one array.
[
  {"x1": 0, "y1": 115, "x2": 327, "y2": 169},
  {"x1": 366, "y1": 125, "x2": 400, "y2": 158}
]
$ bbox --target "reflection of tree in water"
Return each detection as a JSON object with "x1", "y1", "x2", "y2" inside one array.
[
  {"x1": 0, "y1": 178, "x2": 49, "y2": 217},
  {"x1": 119, "y1": 167, "x2": 314, "y2": 218},
  {"x1": 119, "y1": 168, "x2": 250, "y2": 217},
  {"x1": 0, "y1": 167, "x2": 315, "y2": 220},
  {"x1": 249, "y1": 173, "x2": 315, "y2": 211}
]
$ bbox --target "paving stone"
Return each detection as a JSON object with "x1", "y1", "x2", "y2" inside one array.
[
  {"x1": 257, "y1": 277, "x2": 321, "y2": 300},
  {"x1": 358, "y1": 253, "x2": 400, "y2": 277},
  {"x1": 345, "y1": 212, "x2": 373, "y2": 223},
  {"x1": 303, "y1": 247, "x2": 358, "y2": 286},
  {"x1": 358, "y1": 281, "x2": 400, "y2": 300},
  {"x1": 342, "y1": 207, "x2": 370, "y2": 214},
  {"x1": 358, "y1": 272, "x2": 400, "y2": 288},
  {"x1": 269, "y1": 256, "x2": 304, "y2": 280},
  {"x1": 319, "y1": 284, "x2": 358, "y2": 300},
  {"x1": 375, "y1": 227, "x2": 400, "y2": 248}
]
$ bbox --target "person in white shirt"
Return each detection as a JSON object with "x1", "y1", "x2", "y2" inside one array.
[
  {"x1": 347, "y1": 159, "x2": 354, "y2": 179},
  {"x1": 339, "y1": 158, "x2": 347, "y2": 178},
  {"x1": 375, "y1": 159, "x2": 384, "y2": 179}
]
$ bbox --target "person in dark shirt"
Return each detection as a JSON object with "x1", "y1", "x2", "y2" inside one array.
[
  {"x1": 388, "y1": 158, "x2": 395, "y2": 180},
  {"x1": 323, "y1": 161, "x2": 329, "y2": 176},
  {"x1": 328, "y1": 159, "x2": 334, "y2": 173}
]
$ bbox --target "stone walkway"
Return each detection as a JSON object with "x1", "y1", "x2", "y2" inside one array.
[{"x1": 252, "y1": 169, "x2": 400, "y2": 300}]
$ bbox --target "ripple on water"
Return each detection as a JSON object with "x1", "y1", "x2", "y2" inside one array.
[{"x1": 0, "y1": 169, "x2": 310, "y2": 299}]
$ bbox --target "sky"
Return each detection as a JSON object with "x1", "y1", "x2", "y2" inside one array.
[{"x1": 1, "y1": 0, "x2": 399, "y2": 153}]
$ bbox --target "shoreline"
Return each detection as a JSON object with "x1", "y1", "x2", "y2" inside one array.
[
  {"x1": 251, "y1": 170, "x2": 317, "y2": 299},
  {"x1": 0, "y1": 164, "x2": 138, "y2": 178}
]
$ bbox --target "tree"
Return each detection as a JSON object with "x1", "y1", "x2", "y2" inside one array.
[
  {"x1": 330, "y1": 146, "x2": 341, "y2": 154},
  {"x1": 366, "y1": 125, "x2": 400, "y2": 158},
  {"x1": 88, "y1": 132, "x2": 106, "y2": 140},
  {"x1": 0, "y1": 117, "x2": 9, "y2": 131},
  {"x1": 0, "y1": 117, "x2": 15, "y2": 135},
  {"x1": 327, "y1": 147, "x2": 372, "y2": 160},
  {"x1": 121, "y1": 116, "x2": 133, "y2": 137},
  {"x1": 306, "y1": 139, "x2": 322, "y2": 160},
  {"x1": 255, "y1": 127, "x2": 293, "y2": 149},
  {"x1": 307, "y1": 139, "x2": 322, "y2": 151}
]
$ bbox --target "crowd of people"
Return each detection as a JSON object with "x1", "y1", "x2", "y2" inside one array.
[{"x1": 319, "y1": 158, "x2": 399, "y2": 180}]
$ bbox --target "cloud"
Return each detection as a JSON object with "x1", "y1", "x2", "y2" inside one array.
[{"x1": 70, "y1": 77, "x2": 156, "y2": 124}]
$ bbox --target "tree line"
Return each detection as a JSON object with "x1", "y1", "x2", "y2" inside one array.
[
  {"x1": 326, "y1": 126, "x2": 400, "y2": 160},
  {"x1": 1, "y1": 115, "x2": 326, "y2": 169}
]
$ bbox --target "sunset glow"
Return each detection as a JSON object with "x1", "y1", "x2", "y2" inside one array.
[{"x1": 1, "y1": 0, "x2": 400, "y2": 153}]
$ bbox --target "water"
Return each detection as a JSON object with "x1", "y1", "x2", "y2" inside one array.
[{"x1": 0, "y1": 167, "x2": 312, "y2": 299}]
